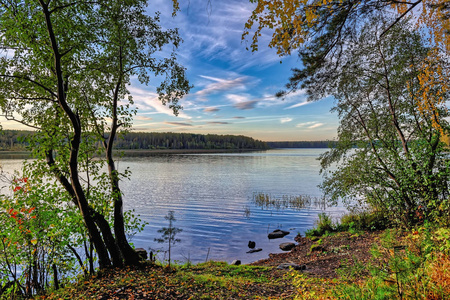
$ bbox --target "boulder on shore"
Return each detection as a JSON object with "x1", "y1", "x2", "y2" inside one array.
[
  {"x1": 135, "y1": 248, "x2": 148, "y2": 260},
  {"x1": 230, "y1": 260, "x2": 241, "y2": 266},
  {"x1": 246, "y1": 248, "x2": 262, "y2": 253},
  {"x1": 279, "y1": 242, "x2": 296, "y2": 251},
  {"x1": 268, "y1": 229, "x2": 290, "y2": 239}
]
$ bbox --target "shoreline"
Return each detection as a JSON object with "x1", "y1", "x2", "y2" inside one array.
[
  {"x1": 112, "y1": 148, "x2": 268, "y2": 156},
  {"x1": 0, "y1": 148, "x2": 268, "y2": 159}
]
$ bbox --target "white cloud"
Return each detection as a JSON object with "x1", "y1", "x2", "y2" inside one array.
[
  {"x1": 135, "y1": 115, "x2": 153, "y2": 121},
  {"x1": 296, "y1": 121, "x2": 325, "y2": 129},
  {"x1": 280, "y1": 117, "x2": 292, "y2": 123},
  {"x1": 226, "y1": 94, "x2": 258, "y2": 110},
  {"x1": 296, "y1": 121, "x2": 315, "y2": 127},
  {"x1": 127, "y1": 86, "x2": 192, "y2": 120},
  {"x1": 193, "y1": 75, "x2": 250, "y2": 101},
  {"x1": 308, "y1": 123, "x2": 324, "y2": 129},
  {"x1": 286, "y1": 101, "x2": 310, "y2": 109}
]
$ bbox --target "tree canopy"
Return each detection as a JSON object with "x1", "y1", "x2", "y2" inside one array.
[
  {"x1": 244, "y1": 1, "x2": 450, "y2": 226},
  {"x1": 243, "y1": 0, "x2": 450, "y2": 129},
  {"x1": 0, "y1": 0, "x2": 190, "y2": 291},
  {"x1": 318, "y1": 18, "x2": 450, "y2": 226}
]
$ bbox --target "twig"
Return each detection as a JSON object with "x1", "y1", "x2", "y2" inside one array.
[{"x1": 205, "y1": 248, "x2": 210, "y2": 263}]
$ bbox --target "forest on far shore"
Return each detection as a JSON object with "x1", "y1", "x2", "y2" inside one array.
[{"x1": 0, "y1": 130, "x2": 334, "y2": 151}]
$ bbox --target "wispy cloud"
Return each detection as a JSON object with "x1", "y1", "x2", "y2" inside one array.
[
  {"x1": 286, "y1": 101, "x2": 311, "y2": 109},
  {"x1": 308, "y1": 123, "x2": 324, "y2": 129},
  {"x1": 164, "y1": 121, "x2": 193, "y2": 127},
  {"x1": 194, "y1": 75, "x2": 249, "y2": 101},
  {"x1": 127, "y1": 86, "x2": 192, "y2": 120},
  {"x1": 280, "y1": 117, "x2": 292, "y2": 124},
  {"x1": 296, "y1": 121, "x2": 324, "y2": 129},
  {"x1": 135, "y1": 116, "x2": 153, "y2": 121},
  {"x1": 203, "y1": 107, "x2": 221, "y2": 113},
  {"x1": 235, "y1": 100, "x2": 258, "y2": 110},
  {"x1": 207, "y1": 121, "x2": 230, "y2": 125},
  {"x1": 226, "y1": 94, "x2": 258, "y2": 110}
]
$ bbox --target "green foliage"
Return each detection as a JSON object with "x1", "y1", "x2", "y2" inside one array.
[
  {"x1": 338, "y1": 210, "x2": 390, "y2": 232},
  {"x1": 40, "y1": 261, "x2": 289, "y2": 299},
  {"x1": 331, "y1": 227, "x2": 450, "y2": 299},
  {"x1": 318, "y1": 18, "x2": 450, "y2": 227},
  {"x1": 305, "y1": 210, "x2": 390, "y2": 239},
  {"x1": 305, "y1": 213, "x2": 334, "y2": 237},
  {"x1": 0, "y1": 130, "x2": 269, "y2": 152},
  {"x1": 0, "y1": 0, "x2": 190, "y2": 282},
  {"x1": 114, "y1": 132, "x2": 269, "y2": 150},
  {"x1": 154, "y1": 211, "x2": 182, "y2": 267},
  {"x1": 0, "y1": 175, "x2": 84, "y2": 298}
]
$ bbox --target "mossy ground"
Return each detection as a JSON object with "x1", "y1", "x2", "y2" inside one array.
[
  {"x1": 37, "y1": 261, "x2": 294, "y2": 299},
  {"x1": 35, "y1": 226, "x2": 450, "y2": 300}
]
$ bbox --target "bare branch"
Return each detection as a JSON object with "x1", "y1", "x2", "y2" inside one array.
[
  {"x1": 0, "y1": 114, "x2": 41, "y2": 130},
  {"x1": 380, "y1": 0, "x2": 423, "y2": 37}
]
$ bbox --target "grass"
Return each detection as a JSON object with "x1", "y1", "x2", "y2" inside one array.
[
  {"x1": 31, "y1": 211, "x2": 450, "y2": 300},
  {"x1": 252, "y1": 192, "x2": 326, "y2": 211},
  {"x1": 36, "y1": 261, "x2": 293, "y2": 300},
  {"x1": 292, "y1": 224, "x2": 450, "y2": 300}
]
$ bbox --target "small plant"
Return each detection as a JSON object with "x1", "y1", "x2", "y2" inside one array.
[
  {"x1": 339, "y1": 210, "x2": 390, "y2": 232},
  {"x1": 306, "y1": 213, "x2": 334, "y2": 237},
  {"x1": 154, "y1": 210, "x2": 182, "y2": 267}
]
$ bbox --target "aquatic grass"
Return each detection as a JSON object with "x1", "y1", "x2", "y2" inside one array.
[{"x1": 252, "y1": 192, "x2": 327, "y2": 211}]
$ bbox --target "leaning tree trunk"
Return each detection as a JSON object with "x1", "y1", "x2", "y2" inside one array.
[
  {"x1": 40, "y1": 0, "x2": 123, "y2": 268},
  {"x1": 104, "y1": 50, "x2": 140, "y2": 266}
]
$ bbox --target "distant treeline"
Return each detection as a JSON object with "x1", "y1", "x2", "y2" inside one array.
[
  {"x1": 0, "y1": 130, "x2": 32, "y2": 150},
  {"x1": 114, "y1": 132, "x2": 269, "y2": 150},
  {"x1": 0, "y1": 130, "x2": 269, "y2": 151},
  {"x1": 267, "y1": 141, "x2": 337, "y2": 148},
  {"x1": 0, "y1": 130, "x2": 337, "y2": 151}
]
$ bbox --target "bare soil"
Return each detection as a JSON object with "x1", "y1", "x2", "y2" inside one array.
[{"x1": 251, "y1": 230, "x2": 383, "y2": 278}]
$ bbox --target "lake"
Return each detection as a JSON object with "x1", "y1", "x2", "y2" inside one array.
[{"x1": 1, "y1": 148, "x2": 347, "y2": 264}]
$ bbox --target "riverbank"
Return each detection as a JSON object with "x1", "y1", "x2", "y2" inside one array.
[
  {"x1": 37, "y1": 230, "x2": 383, "y2": 299},
  {"x1": 37, "y1": 225, "x2": 450, "y2": 299},
  {"x1": 113, "y1": 148, "x2": 266, "y2": 156},
  {"x1": 0, "y1": 149, "x2": 266, "y2": 160}
]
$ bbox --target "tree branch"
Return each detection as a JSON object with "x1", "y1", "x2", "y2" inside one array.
[
  {"x1": 380, "y1": 0, "x2": 422, "y2": 37},
  {"x1": 0, "y1": 75, "x2": 57, "y2": 98}
]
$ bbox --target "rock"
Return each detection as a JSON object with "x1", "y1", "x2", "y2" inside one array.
[
  {"x1": 276, "y1": 263, "x2": 306, "y2": 271},
  {"x1": 248, "y1": 241, "x2": 256, "y2": 249},
  {"x1": 246, "y1": 248, "x2": 262, "y2": 253},
  {"x1": 135, "y1": 248, "x2": 148, "y2": 260},
  {"x1": 268, "y1": 229, "x2": 290, "y2": 239},
  {"x1": 230, "y1": 260, "x2": 241, "y2": 266},
  {"x1": 279, "y1": 242, "x2": 296, "y2": 251}
]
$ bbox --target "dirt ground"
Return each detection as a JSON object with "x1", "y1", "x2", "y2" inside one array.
[{"x1": 251, "y1": 231, "x2": 383, "y2": 278}]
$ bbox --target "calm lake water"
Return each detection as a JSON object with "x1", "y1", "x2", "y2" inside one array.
[{"x1": 1, "y1": 149, "x2": 347, "y2": 264}]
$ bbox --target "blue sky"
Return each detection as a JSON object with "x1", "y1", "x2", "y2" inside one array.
[
  {"x1": 126, "y1": 0, "x2": 339, "y2": 141},
  {"x1": 4, "y1": 0, "x2": 339, "y2": 141}
]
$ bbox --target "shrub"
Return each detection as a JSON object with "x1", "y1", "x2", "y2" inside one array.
[
  {"x1": 340, "y1": 210, "x2": 390, "y2": 231},
  {"x1": 306, "y1": 213, "x2": 334, "y2": 237}
]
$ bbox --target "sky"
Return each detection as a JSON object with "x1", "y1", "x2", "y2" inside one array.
[{"x1": 4, "y1": 0, "x2": 339, "y2": 142}]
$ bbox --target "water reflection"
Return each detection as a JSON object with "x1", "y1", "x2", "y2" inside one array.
[
  {"x1": 118, "y1": 149, "x2": 347, "y2": 264},
  {"x1": 0, "y1": 149, "x2": 347, "y2": 265}
]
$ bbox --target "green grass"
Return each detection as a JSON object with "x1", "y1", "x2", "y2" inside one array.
[{"x1": 36, "y1": 261, "x2": 292, "y2": 300}]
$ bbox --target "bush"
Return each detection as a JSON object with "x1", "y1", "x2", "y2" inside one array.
[
  {"x1": 306, "y1": 213, "x2": 334, "y2": 237},
  {"x1": 340, "y1": 210, "x2": 390, "y2": 231}
]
